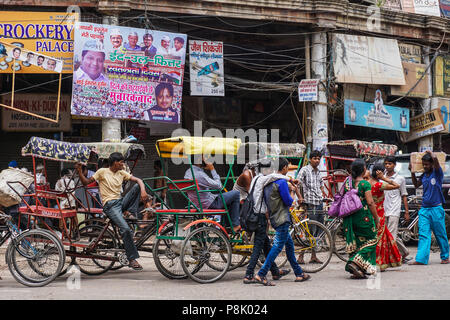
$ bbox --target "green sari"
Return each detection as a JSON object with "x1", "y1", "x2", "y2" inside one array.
[{"x1": 343, "y1": 179, "x2": 378, "y2": 275}]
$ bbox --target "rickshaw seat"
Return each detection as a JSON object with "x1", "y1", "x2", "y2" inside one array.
[
  {"x1": 19, "y1": 205, "x2": 77, "y2": 218},
  {"x1": 168, "y1": 179, "x2": 199, "y2": 191},
  {"x1": 155, "y1": 209, "x2": 225, "y2": 214},
  {"x1": 77, "y1": 208, "x2": 104, "y2": 215}
]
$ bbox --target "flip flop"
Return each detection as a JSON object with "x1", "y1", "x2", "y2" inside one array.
[
  {"x1": 294, "y1": 274, "x2": 311, "y2": 282},
  {"x1": 348, "y1": 262, "x2": 366, "y2": 279},
  {"x1": 441, "y1": 259, "x2": 449, "y2": 264},
  {"x1": 255, "y1": 275, "x2": 275, "y2": 286},
  {"x1": 272, "y1": 269, "x2": 291, "y2": 280},
  {"x1": 243, "y1": 277, "x2": 256, "y2": 284}
]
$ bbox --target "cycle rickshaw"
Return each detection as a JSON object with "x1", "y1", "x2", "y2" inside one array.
[{"x1": 324, "y1": 139, "x2": 398, "y2": 261}]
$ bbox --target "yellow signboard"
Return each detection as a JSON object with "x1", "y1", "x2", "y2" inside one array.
[{"x1": 0, "y1": 11, "x2": 77, "y2": 73}]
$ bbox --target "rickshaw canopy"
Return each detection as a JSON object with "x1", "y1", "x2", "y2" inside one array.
[
  {"x1": 156, "y1": 136, "x2": 242, "y2": 158},
  {"x1": 240, "y1": 142, "x2": 306, "y2": 159},
  {"x1": 327, "y1": 140, "x2": 398, "y2": 158},
  {"x1": 21, "y1": 136, "x2": 97, "y2": 164},
  {"x1": 82, "y1": 142, "x2": 146, "y2": 161}
]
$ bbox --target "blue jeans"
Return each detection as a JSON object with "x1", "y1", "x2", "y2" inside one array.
[
  {"x1": 245, "y1": 214, "x2": 280, "y2": 278},
  {"x1": 103, "y1": 184, "x2": 141, "y2": 261},
  {"x1": 257, "y1": 222, "x2": 304, "y2": 278},
  {"x1": 416, "y1": 205, "x2": 449, "y2": 264},
  {"x1": 209, "y1": 190, "x2": 240, "y2": 227},
  {"x1": 306, "y1": 203, "x2": 324, "y2": 237}
]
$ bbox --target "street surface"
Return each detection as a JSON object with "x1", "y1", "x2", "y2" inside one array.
[{"x1": 0, "y1": 246, "x2": 449, "y2": 300}]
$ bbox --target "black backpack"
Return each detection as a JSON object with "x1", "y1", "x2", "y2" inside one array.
[{"x1": 240, "y1": 176, "x2": 263, "y2": 233}]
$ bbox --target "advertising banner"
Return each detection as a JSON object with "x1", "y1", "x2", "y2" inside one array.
[
  {"x1": 1, "y1": 94, "x2": 71, "y2": 132},
  {"x1": 434, "y1": 55, "x2": 450, "y2": 97},
  {"x1": 0, "y1": 11, "x2": 77, "y2": 73},
  {"x1": 71, "y1": 22, "x2": 187, "y2": 123},
  {"x1": 401, "y1": 0, "x2": 441, "y2": 16},
  {"x1": 401, "y1": 109, "x2": 445, "y2": 142},
  {"x1": 439, "y1": 98, "x2": 450, "y2": 133},
  {"x1": 189, "y1": 40, "x2": 224, "y2": 96},
  {"x1": 333, "y1": 34, "x2": 405, "y2": 85},
  {"x1": 390, "y1": 62, "x2": 429, "y2": 98},
  {"x1": 344, "y1": 92, "x2": 410, "y2": 132},
  {"x1": 398, "y1": 43, "x2": 422, "y2": 64},
  {"x1": 441, "y1": 0, "x2": 450, "y2": 17}
]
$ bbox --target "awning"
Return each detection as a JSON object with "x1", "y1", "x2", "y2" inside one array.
[
  {"x1": 327, "y1": 140, "x2": 398, "y2": 158},
  {"x1": 82, "y1": 142, "x2": 146, "y2": 161}
]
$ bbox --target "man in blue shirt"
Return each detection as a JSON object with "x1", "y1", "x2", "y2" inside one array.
[
  {"x1": 254, "y1": 158, "x2": 311, "y2": 286},
  {"x1": 409, "y1": 151, "x2": 449, "y2": 265}
]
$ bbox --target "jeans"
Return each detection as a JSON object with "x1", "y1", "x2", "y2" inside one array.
[
  {"x1": 258, "y1": 222, "x2": 304, "y2": 278},
  {"x1": 103, "y1": 184, "x2": 141, "y2": 261},
  {"x1": 415, "y1": 205, "x2": 449, "y2": 264},
  {"x1": 306, "y1": 203, "x2": 324, "y2": 237},
  {"x1": 209, "y1": 190, "x2": 240, "y2": 227},
  {"x1": 245, "y1": 214, "x2": 280, "y2": 278}
]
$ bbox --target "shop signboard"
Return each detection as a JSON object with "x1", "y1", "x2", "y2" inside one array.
[
  {"x1": 401, "y1": 109, "x2": 444, "y2": 142},
  {"x1": 333, "y1": 34, "x2": 405, "y2": 85},
  {"x1": 189, "y1": 40, "x2": 224, "y2": 96},
  {"x1": 439, "y1": 98, "x2": 450, "y2": 133},
  {"x1": 344, "y1": 93, "x2": 410, "y2": 132},
  {"x1": 1, "y1": 94, "x2": 71, "y2": 132},
  {"x1": 390, "y1": 62, "x2": 429, "y2": 98},
  {"x1": 434, "y1": 55, "x2": 450, "y2": 97},
  {"x1": 298, "y1": 79, "x2": 319, "y2": 102},
  {"x1": 398, "y1": 43, "x2": 422, "y2": 64},
  {"x1": 70, "y1": 22, "x2": 187, "y2": 124},
  {"x1": 441, "y1": 0, "x2": 450, "y2": 17},
  {"x1": 0, "y1": 11, "x2": 77, "y2": 73},
  {"x1": 401, "y1": 0, "x2": 441, "y2": 16}
]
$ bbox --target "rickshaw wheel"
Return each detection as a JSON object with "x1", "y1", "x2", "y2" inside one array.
[
  {"x1": 180, "y1": 226, "x2": 231, "y2": 284},
  {"x1": 74, "y1": 224, "x2": 118, "y2": 275},
  {"x1": 153, "y1": 225, "x2": 187, "y2": 280},
  {"x1": 225, "y1": 232, "x2": 251, "y2": 271},
  {"x1": 7, "y1": 229, "x2": 65, "y2": 287}
]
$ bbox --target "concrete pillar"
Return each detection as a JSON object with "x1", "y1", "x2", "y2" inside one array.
[
  {"x1": 418, "y1": 47, "x2": 438, "y2": 152},
  {"x1": 311, "y1": 32, "x2": 328, "y2": 152},
  {"x1": 101, "y1": 14, "x2": 121, "y2": 142}
]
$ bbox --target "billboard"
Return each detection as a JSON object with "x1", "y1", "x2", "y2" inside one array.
[
  {"x1": 401, "y1": 109, "x2": 445, "y2": 142},
  {"x1": 71, "y1": 22, "x2": 187, "y2": 123},
  {"x1": 333, "y1": 34, "x2": 405, "y2": 85},
  {"x1": 344, "y1": 92, "x2": 410, "y2": 132},
  {"x1": 0, "y1": 11, "x2": 77, "y2": 73},
  {"x1": 189, "y1": 40, "x2": 224, "y2": 96}
]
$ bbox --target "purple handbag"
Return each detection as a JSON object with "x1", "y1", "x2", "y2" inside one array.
[{"x1": 328, "y1": 177, "x2": 363, "y2": 218}]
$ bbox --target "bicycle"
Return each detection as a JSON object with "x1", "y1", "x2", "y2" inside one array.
[{"x1": 0, "y1": 211, "x2": 65, "y2": 287}]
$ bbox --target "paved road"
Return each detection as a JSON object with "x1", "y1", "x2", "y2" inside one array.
[{"x1": 0, "y1": 246, "x2": 449, "y2": 300}]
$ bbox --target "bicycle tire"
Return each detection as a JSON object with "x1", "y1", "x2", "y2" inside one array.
[
  {"x1": 225, "y1": 232, "x2": 251, "y2": 271},
  {"x1": 153, "y1": 225, "x2": 188, "y2": 280},
  {"x1": 7, "y1": 229, "x2": 65, "y2": 287},
  {"x1": 73, "y1": 224, "x2": 119, "y2": 276},
  {"x1": 331, "y1": 221, "x2": 348, "y2": 262},
  {"x1": 291, "y1": 220, "x2": 333, "y2": 273},
  {"x1": 181, "y1": 226, "x2": 231, "y2": 284}
]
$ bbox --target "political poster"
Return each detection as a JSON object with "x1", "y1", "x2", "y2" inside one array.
[
  {"x1": 344, "y1": 91, "x2": 410, "y2": 132},
  {"x1": 0, "y1": 11, "x2": 77, "y2": 73},
  {"x1": 189, "y1": 40, "x2": 224, "y2": 96},
  {"x1": 71, "y1": 22, "x2": 187, "y2": 123},
  {"x1": 441, "y1": 0, "x2": 450, "y2": 17}
]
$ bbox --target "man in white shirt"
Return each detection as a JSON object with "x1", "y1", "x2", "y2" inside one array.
[
  {"x1": 73, "y1": 39, "x2": 108, "y2": 82},
  {"x1": 384, "y1": 156, "x2": 410, "y2": 262}
]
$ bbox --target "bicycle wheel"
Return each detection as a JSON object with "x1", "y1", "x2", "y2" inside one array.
[
  {"x1": 332, "y1": 221, "x2": 348, "y2": 262},
  {"x1": 181, "y1": 226, "x2": 231, "y2": 284},
  {"x1": 7, "y1": 229, "x2": 65, "y2": 287},
  {"x1": 256, "y1": 229, "x2": 288, "y2": 268},
  {"x1": 292, "y1": 220, "x2": 333, "y2": 273},
  {"x1": 153, "y1": 225, "x2": 187, "y2": 280},
  {"x1": 226, "y1": 232, "x2": 251, "y2": 271},
  {"x1": 73, "y1": 224, "x2": 119, "y2": 275}
]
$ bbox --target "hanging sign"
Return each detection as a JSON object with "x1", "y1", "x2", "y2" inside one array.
[
  {"x1": 298, "y1": 79, "x2": 319, "y2": 102},
  {"x1": 401, "y1": 109, "x2": 445, "y2": 142}
]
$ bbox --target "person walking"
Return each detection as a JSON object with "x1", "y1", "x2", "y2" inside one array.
[
  {"x1": 409, "y1": 151, "x2": 449, "y2": 265},
  {"x1": 366, "y1": 162, "x2": 402, "y2": 271},
  {"x1": 76, "y1": 152, "x2": 149, "y2": 271},
  {"x1": 254, "y1": 158, "x2": 311, "y2": 286},
  {"x1": 383, "y1": 156, "x2": 411, "y2": 262},
  {"x1": 344, "y1": 159, "x2": 379, "y2": 279},
  {"x1": 298, "y1": 150, "x2": 326, "y2": 264},
  {"x1": 233, "y1": 163, "x2": 256, "y2": 204}
]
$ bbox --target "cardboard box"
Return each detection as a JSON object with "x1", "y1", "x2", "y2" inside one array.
[{"x1": 410, "y1": 152, "x2": 446, "y2": 173}]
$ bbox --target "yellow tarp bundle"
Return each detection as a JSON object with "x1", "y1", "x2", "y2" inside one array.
[{"x1": 156, "y1": 136, "x2": 242, "y2": 158}]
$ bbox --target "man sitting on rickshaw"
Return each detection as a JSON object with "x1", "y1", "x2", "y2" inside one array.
[
  {"x1": 75, "y1": 152, "x2": 150, "y2": 271},
  {"x1": 184, "y1": 156, "x2": 241, "y2": 233}
]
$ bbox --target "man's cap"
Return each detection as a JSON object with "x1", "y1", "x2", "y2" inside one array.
[
  {"x1": 128, "y1": 31, "x2": 139, "y2": 37},
  {"x1": 161, "y1": 35, "x2": 170, "y2": 42},
  {"x1": 82, "y1": 39, "x2": 105, "y2": 52},
  {"x1": 110, "y1": 28, "x2": 122, "y2": 37}
]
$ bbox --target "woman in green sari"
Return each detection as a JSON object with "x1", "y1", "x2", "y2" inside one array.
[{"x1": 343, "y1": 159, "x2": 380, "y2": 279}]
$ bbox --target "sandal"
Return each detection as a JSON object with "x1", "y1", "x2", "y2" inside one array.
[
  {"x1": 243, "y1": 276, "x2": 256, "y2": 284},
  {"x1": 255, "y1": 275, "x2": 275, "y2": 286},
  {"x1": 442, "y1": 259, "x2": 450, "y2": 264},
  {"x1": 272, "y1": 269, "x2": 291, "y2": 280},
  {"x1": 347, "y1": 262, "x2": 366, "y2": 279},
  {"x1": 294, "y1": 273, "x2": 311, "y2": 282}
]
